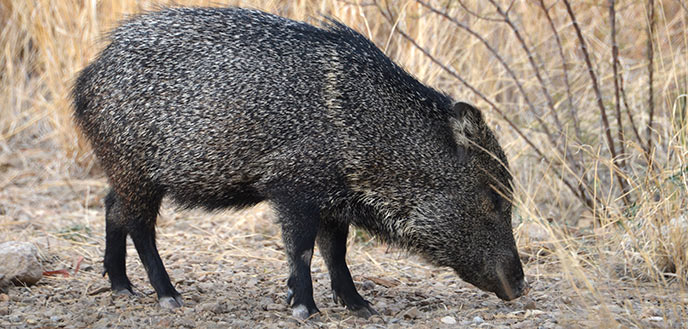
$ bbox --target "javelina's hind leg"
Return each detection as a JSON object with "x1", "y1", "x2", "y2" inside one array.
[
  {"x1": 103, "y1": 190, "x2": 134, "y2": 295},
  {"x1": 317, "y1": 221, "x2": 377, "y2": 318},
  {"x1": 276, "y1": 198, "x2": 320, "y2": 320},
  {"x1": 122, "y1": 192, "x2": 183, "y2": 309}
]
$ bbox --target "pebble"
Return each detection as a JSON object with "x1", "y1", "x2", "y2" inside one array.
[
  {"x1": 0, "y1": 241, "x2": 43, "y2": 287},
  {"x1": 403, "y1": 306, "x2": 421, "y2": 319},
  {"x1": 361, "y1": 280, "x2": 376, "y2": 290},
  {"x1": 648, "y1": 316, "x2": 664, "y2": 322},
  {"x1": 265, "y1": 303, "x2": 283, "y2": 311},
  {"x1": 524, "y1": 298, "x2": 537, "y2": 310},
  {"x1": 441, "y1": 316, "x2": 457, "y2": 324},
  {"x1": 473, "y1": 315, "x2": 484, "y2": 324}
]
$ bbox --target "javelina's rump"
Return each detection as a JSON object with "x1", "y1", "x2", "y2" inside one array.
[{"x1": 72, "y1": 7, "x2": 527, "y2": 319}]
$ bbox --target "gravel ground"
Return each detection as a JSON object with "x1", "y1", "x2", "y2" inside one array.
[{"x1": 1, "y1": 146, "x2": 686, "y2": 328}]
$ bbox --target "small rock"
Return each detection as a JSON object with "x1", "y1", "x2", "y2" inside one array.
[
  {"x1": 173, "y1": 317, "x2": 194, "y2": 328},
  {"x1": 0, "y1": 293, "x2": 9, "y2": 301},
  {"x1": 402, "y1": 306, "x2": 421, "y2": 319},
  {"x1": 266, "y1": 303, "x2": 283, "y2": 311},
  {"x1": 441, "y1": 316, "x2": 457, "y2": 324},
  {"x1": 0, "y1": 241, "x2": 43, "y2": 287},
  {"x1": 648, "y1": 316, "x2": 664, "y2": 322},
  {"x1": 523, "y1": 298, "x2": 537, "y2": 310},
  {"x1": 189, "y1": 293, "x2": 202, "y2": 303},
  {"x1": 199, "y1": 301, "x2": 226, "y2": 314},
  {"x1": 361, "y1": 280, "x2": 376, "y2": 291},
  {"x1": 473, "y1": 316, "x2": 484, "y2": 324},
  {"x1": 524, "y1": 309, "x2": 545, "y2": 317}
]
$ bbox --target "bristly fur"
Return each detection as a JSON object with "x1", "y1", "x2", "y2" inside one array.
[{"x1": 72, "y1": 6, "x2": 526, "y2": 317}]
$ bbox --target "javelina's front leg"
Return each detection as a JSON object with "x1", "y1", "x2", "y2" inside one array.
[
  {"x1": 317, "y1": 221, "x2": 377, "y2": 318},
  {"x1": 276, "y1": 199, "x2": 320, "y2": 319}
]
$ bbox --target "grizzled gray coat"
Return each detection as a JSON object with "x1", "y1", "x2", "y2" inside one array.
[{"x1": 72, "y1": 7, "x2": 527, "y2": 319}]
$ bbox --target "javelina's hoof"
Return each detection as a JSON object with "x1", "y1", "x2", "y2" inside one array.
[
  {"x1": 159, "y1": 295, "x2": 183, "y2": 309},
  {"x1": 291, "y1": 304, "x2": 319, "y2": 320},
  {"x1": 350, "y1": 303, "x2": 378, "y2": 319},
  {"x1": 111, "y1": 287, "x2": 136, "y2": 297},
  {"x1": 332, "y1": 289, "x2": 377, "y2": 318}
]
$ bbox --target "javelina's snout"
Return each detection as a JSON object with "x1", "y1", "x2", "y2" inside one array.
[{"x1": 493, "y1": 254, "x2": 528, "y2": 301}]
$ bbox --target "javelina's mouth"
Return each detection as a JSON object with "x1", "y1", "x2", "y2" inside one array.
[
  {"x1": 496, "y1": 278, "x2": 529, "y2": 301},
  {"x1": 495, "y1": 268, "x2": 529, "y2": 301}
]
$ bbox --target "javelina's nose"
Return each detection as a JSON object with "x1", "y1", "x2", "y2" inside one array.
[
  {"x1": 513, "y1": 277, "x2": 529, "y2": 298},
  {"x1": 495, "y1": 261, "x2": 528, "y2": 301}
]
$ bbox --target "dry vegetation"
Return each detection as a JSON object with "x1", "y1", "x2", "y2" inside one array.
[{"x1": 1, "y1": 0, "x2": 687, "y2": 328}]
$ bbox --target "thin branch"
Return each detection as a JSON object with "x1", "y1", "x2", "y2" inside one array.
[
  {"x1": 456, "y1": 0, "x2": 503, "y2": 22},
  {"x1": 617, "y1": 59, "x2": 646, "y2": 150},
  {"x1": 486, "y1": 0, "x2": 564, "y2": 133},
  {"x1": 487, "y1": 0, "x2": 592, "y2": 207},
  {"x1": 415, "y1": 0, "x2": 568, "y2": 170},
  {"x1": 537, "y1": 0, "x2": 589, "y2": 203},
  {"x1": 609, "y1": 0, "x2": 628, "y2": 176},
  {"x1": 376, "y1": 4, "x2": 598, "y2": 210},
  {"x1": 646, "y1": 0, "x2": 655, "y2": 161},
  {"x1": 562, "y1": 0, "x2": 631, "y2": 206}
]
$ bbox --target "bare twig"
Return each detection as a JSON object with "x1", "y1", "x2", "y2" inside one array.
[
  {"x1": 562, "y1": 0, "x2": 631, "y2": 206},
  {"x1": 537, "y1": 0, "x2": 589, "y2": 205},
  {"x1": 376, "y1": 4, "x2": 598, "y2": 210},
  {"x1": 486, "y1": 0, "x2": 564, "y2": 134},
  {"x1": 609, "y1": 0, "x2": 627, "y2": 174},
  {"x1": 456, "y1": 0, "x2": 503, "y2": 22},
  {"x1": 415, "y1": 0, "x2": 568, "y2": 170},
  {"x1": 487, "y1": 0, "x2": 593, "y2": 204},
  {"x1": 487, "y1": 0, "x2": 593, "y2": 208},
  {"x1": 617, "y1": 60, "x2": 646, "y2": 151},
  {"x1": 646, "y1": 0, "x2": 655, "y2": 162}
]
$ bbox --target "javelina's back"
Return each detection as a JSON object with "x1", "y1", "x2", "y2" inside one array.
[
  {"x1": 72, "y1": 7, "x2": 526, "y2": 318},
  {"x1": 73, "y1": 7, "x2": 451, "y2": 209}
]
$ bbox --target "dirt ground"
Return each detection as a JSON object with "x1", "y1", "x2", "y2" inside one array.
[{"x1": 1, "y1": 144, "x2": 686, "y2": 328}]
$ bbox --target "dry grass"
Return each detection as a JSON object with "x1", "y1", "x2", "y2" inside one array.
[{"x1": 1, "y1": 0, "x2": 687, "y2": 327}]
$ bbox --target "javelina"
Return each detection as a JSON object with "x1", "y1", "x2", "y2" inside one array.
[{"x1": 72, "y1": 7, "x2": 528, "y2": 319}]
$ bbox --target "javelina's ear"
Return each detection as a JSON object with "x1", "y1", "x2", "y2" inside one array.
[{"x1": 450, "y1": 102, "x2": 483, "y2": 148}]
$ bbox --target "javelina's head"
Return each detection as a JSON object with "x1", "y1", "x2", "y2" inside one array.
[{"x1": 409, "y1": 102, "x2": 528, "y2": 301}]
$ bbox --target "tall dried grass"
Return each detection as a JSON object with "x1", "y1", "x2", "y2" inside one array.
[{"x1": 1, "y1": 0, "x2": 686, "y2": 325}]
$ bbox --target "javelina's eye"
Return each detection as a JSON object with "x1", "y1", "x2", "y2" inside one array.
[{"x1": 488, "y1": 188, "x2": 503, "y2": 212}]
